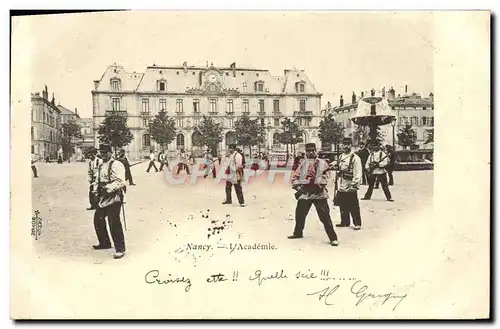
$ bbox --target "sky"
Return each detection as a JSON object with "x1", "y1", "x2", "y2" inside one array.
[{"x1": 13, "y1": 11, "x2": 434, "y2": 119}]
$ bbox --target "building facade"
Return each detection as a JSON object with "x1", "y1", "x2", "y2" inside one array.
[
  {"x1": 31, "y1": 86, "x2": 61, "y2": 159},
  {"x1": 327, "y1": 87, "x2": 434, "y2": 149},
  {"x1": 79, "y1": 117, "x2": 95, "y2": 148},
  {"x1": 92, "y1": 63, "x2": 323, "y2": 160},
  {"x1": 58, "y1": 105, "x2": 80, "y2": 125}
]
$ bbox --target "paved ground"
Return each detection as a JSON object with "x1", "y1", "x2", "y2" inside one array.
[{"x1": 31, "y1": 161, "x2": 433, "y2": 260}]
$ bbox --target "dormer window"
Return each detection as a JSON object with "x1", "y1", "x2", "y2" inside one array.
[
  {"x1": 157, "y1": 79, "x2": 167, "y2": 92},
  {"x1": 295, "y1": 81, "x2": 306, "y2": 93},
  {"x1": 110, "y1": 79, "x2": 121, "y2": 91},
  {"x1": 255, "y1": 81, "x2": 265, "y2": 92}
]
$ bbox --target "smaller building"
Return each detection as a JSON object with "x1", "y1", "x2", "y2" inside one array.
[
  {"x1": 327, "y1": 87, "x2": 434, "y2": 149},
  {"x1": 31, "y1": 86, "x2": 61, "y2": 160},
  {"x1": 79, "y1": 117, "x2": 95, "y2": 148}
]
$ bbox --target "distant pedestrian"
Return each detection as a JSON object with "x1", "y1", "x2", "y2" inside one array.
[
  {"x1": 385, "y1": 145, "x2": 396, "y2": 185},
  {"x1": 31, "y1": 153, "x2": 39, "y2": 178},
  {"x1": 146, "y1": 149, "x2": 158, "y2": 173},
  {"x1": 57, "y1": 147, "x2": 63, "y2": 164}
]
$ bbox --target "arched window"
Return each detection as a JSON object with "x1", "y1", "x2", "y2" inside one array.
[
  {"x1": 176, "y1": 133, "x2": 185, "y2": 150},
  {"x1": 225, "y1": 131, "x2": 236, "y2": 147},
  {"x1": 142, "y1": 134, "x2": 151, "y2": 148},
  {"x1": 192, "y1": 131, "x2": 202, "y2": 148}
]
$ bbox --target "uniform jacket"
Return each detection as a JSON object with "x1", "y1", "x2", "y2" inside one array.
[
  {"x1": 355, "y1": 148, "x2": 370, "y2": 166},
  {"x1": 291, "y1": 157, "x2": 330, "y2": 200},
  {"x1": 366, "y1": 150, "x2": 389, "y2": 175},
  {"x1": 94, "y1": 159, "x2": 126, "y2": 208},
  {"x1": 336, "y1": 151, "x2": 363, "y2": 192},
  {"x1": 226, "y1": 151, "x2": 244, "y2": 183}
]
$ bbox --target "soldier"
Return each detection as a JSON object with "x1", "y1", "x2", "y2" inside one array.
[
  {"x1": 91, "y1": 144, "x2": 127, "y2": 259},
  {"x1": 362, "y1": 142, "x2": 394, "y2": 201},
  {"x1": 288, "y1": 143, "x2": 339, "y2": 246},
  {"x1": 355, "y1": 141, "x2": 370, "y2": 185},
  {"x1": 385, "y1": 144, "x2": 396, "y2": 185},
  {"x1": 87, "y1": 147, "x2": 103, "y2": 210},
  {"x1": 222, "y1": 144, "x2": 245, "y2": 207},
  {"x1": 158, "y1": 151, "x2": 170, "y2": 171},
  {"x1": 117, "y1": 149, "x2": 136, "y2": 186},
  {"x1": 332, "y1": 137, "x2": 363, "y2": 230}
]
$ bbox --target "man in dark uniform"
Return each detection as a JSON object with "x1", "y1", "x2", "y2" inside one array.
[
  {"x1": 91, "y1": 144, "x2": 127, "y2": 259},
  {"x1": 117, "y1": 149, "x2": 136, "y2": 186},
  {"x1": 288, "y1": 143, "x2": 339, "y2": 246},
  {"x1": 332, "y1": 138, "x2": 363, "y2": 230},
  {"x1": 385, "y1": 144, "x2": 396, "y2": 185},
  {"x1": 355, "y1": 141, "x2": 370, "y2": 185},
  {"x1": 87, "y1": 148, "x2": 102, "y2": 210}
]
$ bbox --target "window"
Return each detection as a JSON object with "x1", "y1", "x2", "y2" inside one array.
[
  {"x1": 273, "y1": 99, "x2": 280, "y2": 111},
  {"x1": 209, "y1": 98, "x2": 217, "y2": 112},
  {"x1": 299, "y1": 83, "x2": 305, "y2": 92},
  {"x1": 296, "y1": 118, "x2": 303, "y2": 126},
  {"x1": 176, "y1": 134, "x2": 185, "y2": 149},
  {"x1": 31, "y1": 127, "x2": 34, "y2": 139},
  {"x1": 257, "y1": 83, "x2": 264, "y2": 92},
  {"x1": 142, "y1": 134, "x2": 151, "y2": 147},
  {"x1": 159, "y1": 99, "x2": 167, "y2": 111},
  {"x1": 258, "y1": 99, "x2": 265, "y2": 112},
  {"x1": 143, "y1": 118, "x2": 149, "y2": 127},
  {"x1": 193, "y1": 99, "x2": 200, "y2": 112},
  {"x1": 43, "y1": 112, "x2": 46, "y2": 122},
  {"x1": 299, "y1": 100, "x2": 306, "y2": 111},
  {"x1": 226, "y1": 99, "x2": 234, "y2": 112},
  {"x1": 430, "y1": 117, "x2": 434, "y2": 126},
  {"x1": 112, "y1": 98, "x2": 121, "y2": 111},
  {"x1": 242, "y1": 99, "x2": 249, "y2": 113},
  {"x1": 142, "y1": 99, "x2": 150, "y2": 112},
  {"x1": 423, "y1": 107, "x2": 427, "y2": 111},
  {"x1": 111, "y1": 79, "x2": 120, "y2": 91},
  {"x1": 176, "y1": 99, "x2": 184, "y2": 112},
  {"x1": 304, "y1": 118, "x2": 310, "y2": 127},
  {"x1": 228, "y1": 118, "x2": 234, "y2": 127},
  {"x1": 274, "y1": 118, "x2": 280, "y2": 127},
  {"x1": 159, "y1": 81, "x2": 166, "y2": 91},
  {"x1": 31, "y1": 145, "x2": 34, "y2": 154},
  {"x1": 176, "y1": 118, "x2": 184, "y2": 127},
  {"x1": 194, "y1": 118, "x2": 200, "y2": 126},
  {"x1": 422, "y1": 117, "x2": 427, "y2": 126}
]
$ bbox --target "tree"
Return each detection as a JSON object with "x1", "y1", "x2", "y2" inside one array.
[
  {"x1": 97, "y1": 113, "x2": 134, "y2": 155},
  {"x1": 424, "y1": 129, "x2": 434, "y2": 145},
  {"x1": 148, "y1": 110, "x2": 176, "y2": 151},
  {"x1": 278, "y1": 118, "x2": 304, "y2": 158},
  {"x1": 59, "y1": 120, "x2": 82, "y2": 162},
  {"x1": 397, "y1": 123, "x2": 418, "y2": 150},
  {"x1": 193, "y1": 116, "x2": 223, "y2": 153},
  {"x1": 318, "y1": 114, "x2": 344, "y2": 151},
  {"x1": 234, "y1": 116, "x2": 266, "y2": 156}
]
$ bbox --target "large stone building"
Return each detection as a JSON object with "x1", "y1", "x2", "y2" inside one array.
[
  {"x1": 92, "y1": 62, "x2": 323, "y2": 160},
  {"x1": 31, "y1": 86, "x2": 61, "y2": 159},
  {"x1": 327, "y1": 87, "x2": 434, "y2": 149}
]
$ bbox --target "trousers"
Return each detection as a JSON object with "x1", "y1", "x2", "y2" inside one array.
[
  {"x1": 294, "y1": 199, "x2": 338, "y2": 242},
  {"x1": 146, "y1": 161, "x2": 158, "y2": 172},
  {"x1": 337, "y1": 191, "x2": 362, "y2": 226},
  {"x1": 225, "y1": 181, "x2": 245, "y2": 204},
  {"x1": 176, "y1": 163, "x2": 190, "y2": 174},
  {"x1": 88, "y1": 185, "x2": 98, "y2": 209},
  {"x1": 31, "y1": 165, "x2": 38, "y2": 177},
  {"x1": 364, "y1": 174, "x2": 392, "y2": 200},
  {"x1": 94, "y1": 202, "x2": 125, "y2": 252}
]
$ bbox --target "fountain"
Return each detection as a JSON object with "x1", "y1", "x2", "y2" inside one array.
[{"x1": 351, "y1": 89, "x2": 395, "y2": 145}]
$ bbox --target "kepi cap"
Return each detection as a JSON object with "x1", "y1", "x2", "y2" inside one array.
[
  {"x1": 98, "y1": 144, "x2": 112, "y2": 153},
  {"x1": 305, "y1": 143, "x2": 316, "y2": 150}
]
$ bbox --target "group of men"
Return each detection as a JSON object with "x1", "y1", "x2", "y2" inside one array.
[{"x1": 287, "y1": 138, "x2": 396, "y2": 247}]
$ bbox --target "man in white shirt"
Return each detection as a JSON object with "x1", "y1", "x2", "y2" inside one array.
[
  {"x1": 332, "y1": 137, "x2": 363, "y2": 230},
  {"x1": 146, "y1": 149, "x2": 158, "y2": 173},
  {"x1": 87, "y1": 148, "x2": 103, "y2": 210},
  {"x1": 222, "y1": 144, "x2": 245, "y2": 207},
  {"x1": 176, "y1": 149, "x2": 190, "y2": 175},
  {"x1": 362, "y1": 142, "x2": 393, "y2": 201},
  {"x1": 92, "y1": 144, "x2": 127, "y2": 259}
]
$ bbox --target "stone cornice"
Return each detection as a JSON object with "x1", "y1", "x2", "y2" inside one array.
[{"x1": 92, "y1": 90, "x2": 322, "y2": 98}]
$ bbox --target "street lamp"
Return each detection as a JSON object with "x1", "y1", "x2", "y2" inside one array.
[{"x1": 391, "y1": 117, "x2": 397, "y2": 150}]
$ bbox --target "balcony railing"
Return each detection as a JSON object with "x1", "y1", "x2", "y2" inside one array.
[
  {"x1": 193, "y1": 112, "x2": 201, "y2": 116},
  {"x1": 258, "y1": 111, "x2": 266, "y2": 116},
  {"x1": 176, "y1": 111, "x2": 185, "y2": 116},
  {"x1": 226, "y1": 111, "x2": 235, "y2": 116},
  {"x1": 272, "y1": 111, "x2": 282, "y2": 116},
  {"x1": 105, "y1": 110, "x2": 128, "y2": 117},
  {"x1": 242, "y1": 111, "x2": 250, "y2": 116},
  {"x1": 140, "y1": 111, "x2": 151, "y2": 116},
  {"x1": 293, "y1": 110, "x2": 313, "y2": 117},
  {"x1": 208, "y1": 111, "x2": 219, "y2": 116}
]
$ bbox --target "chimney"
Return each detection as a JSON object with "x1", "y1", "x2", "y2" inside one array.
[
  {"x1": 382, "y1": 86, "x2": 386, "y2": 97},
  {"x1": 93, "y1": 80, "x2": 100, "y2": 90},
  {"x1": 183, "y1": 61, "x2": 188, "y2": 73},
  {"x1": 352, "y1": 92, "x2": 356, "y2": 104},
  {"x1": 75, "y1": 108, "x2": 78, "y2": 115},
  {"x1": 51, "y1": 93, "x2": 55, "y2": 105},
  {"x1": 405, "y1": 84, "x2": 408, "y2": 93},
  {"x1": 339, "y1": 95, "x2": 344, "y2": 107},
  {"x1": 429, "y1": 92, "x2": 434, "y2": 102},
  {"x1": 361, "y1": 91, "x2": 364, "y2": 98},
  {"x1": 388, "y1": 87, "x2": 396, "y2": 101},
  {"x1": 230, "y1": 62, "x2": 236, "y2": 77},
  {"x1": 370, "y1": 89, "x2": 375, "y2": 96}
]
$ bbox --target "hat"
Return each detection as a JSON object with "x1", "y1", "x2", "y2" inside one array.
[
  {"x1": 305, "y1": 143, "x2": 316, "y2": 150},
  {"x1": 229, "y1": 144, "x2": 237, "y2": 149},
  {"x1": 98, "y1": 144, "x2": 112, "y2": 153},
  {"x1": 342, "y1": 137, "x2": 353, "y2": 144}
]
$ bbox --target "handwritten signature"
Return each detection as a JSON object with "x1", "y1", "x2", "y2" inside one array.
[{"x1": 307, "y1": 280, "x2": 407, "y2": 311}]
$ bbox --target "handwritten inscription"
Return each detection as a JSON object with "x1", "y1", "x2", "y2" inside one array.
[
  {"x1": 248, "y1": 269, "x2": 288, "y2": 286},
  {"x1": 307, "y1": 285, "x2": 340, "y2": 306},
  {"x1": 144, "y1": 269, "x2": 192, "y2": 292}
]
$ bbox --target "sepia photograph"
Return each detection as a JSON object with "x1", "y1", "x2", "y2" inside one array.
[{"x1": 10, "y1": 10, "x2": 490, "y2": 319}]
